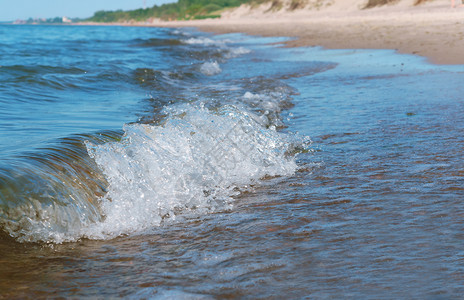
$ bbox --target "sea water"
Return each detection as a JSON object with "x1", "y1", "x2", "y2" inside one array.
[{"x1": 0, "y1": 25, "x2": 463, "y2": 298}]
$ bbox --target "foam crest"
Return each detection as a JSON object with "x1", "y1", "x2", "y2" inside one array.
[
  {"x1": 237, "y1": 90, "x2": 293, "y2": 128},
  {"x1": 183, "y1": 37, "x2": 222, "y2": 46},
  {"x1": 200, "y1": 61, "x2": 221, "y2": 76},
  {"x1": 183, "y1": 36, "x2": 251, "y2": 60},
  {"x1": 84, "y1": 104, "x2": 300, "y2": 239},
  {"x1": 225, "y1": 47, "x2": 251, "y2": 58},
  {"x1": 243, "y1": 91, "x2": 284, "y2": 113}
]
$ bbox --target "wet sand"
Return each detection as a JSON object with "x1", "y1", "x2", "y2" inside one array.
[{"x1": 149, "y1": 0, "x2": 464, "y2": 65}]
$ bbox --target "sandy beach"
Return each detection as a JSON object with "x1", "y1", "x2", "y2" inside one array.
[{"x1": 149, "y1": 0, "x2": 464, "y2": 65}]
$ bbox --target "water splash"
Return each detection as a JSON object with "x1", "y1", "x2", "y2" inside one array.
[
  {"x1": 0, "y1": 102, "x2": 305, "y2": 243},
  {"x1": 84, "y1": 104, "x2": 302, "y2": 240}
]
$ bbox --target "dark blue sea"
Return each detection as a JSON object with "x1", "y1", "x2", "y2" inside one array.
[{"x1": 0, "y1": 24, "x2": 463, "y2": 298}]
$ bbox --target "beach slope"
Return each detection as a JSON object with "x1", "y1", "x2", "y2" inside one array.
[{"x1": 153, "y1": 0, "x2": 464, "y2": 65}]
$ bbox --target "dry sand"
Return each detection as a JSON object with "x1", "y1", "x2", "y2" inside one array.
[{"x1": 150, "y1": 0, "x2": 464, "y2": 65}]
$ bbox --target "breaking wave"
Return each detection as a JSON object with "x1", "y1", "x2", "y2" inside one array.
[{"x1": 0, "y1": 28, "x2": 322, "y2": 244}]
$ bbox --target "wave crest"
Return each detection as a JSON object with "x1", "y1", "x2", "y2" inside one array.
[{"x1": 84, "y1": 104, "x2": 301, "y2": 240}]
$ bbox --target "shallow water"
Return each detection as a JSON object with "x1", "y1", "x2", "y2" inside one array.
[{"x1": 1, "y1": 25, "x2": 464, "y2": 298}]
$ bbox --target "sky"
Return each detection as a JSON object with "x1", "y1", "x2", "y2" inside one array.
[{"x1": 0, "y1": 0, "x2": 176, "y2": 21}]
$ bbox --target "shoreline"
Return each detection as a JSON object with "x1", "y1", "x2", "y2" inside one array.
[
  {"x1": 191, "y1": 14, "x2": 464, "y2": 65},
  {"x1": 101, "y1": 0, "x2": 464, "y2": 65}
]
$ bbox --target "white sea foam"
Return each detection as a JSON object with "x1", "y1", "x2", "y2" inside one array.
[
  {"x1": 238, "y1": 90, "x2": 292, "y2": 128},
  {"x1": 82, "y1": 104, "x2": 300, "y2": 240},
  {"x1": 243, "y1": 91, "x2": 283, "y2": 112},
  {"x1": 183, "y1": 37, "x2": 222, "y2": 46},
  {"x1": 200, "y1": 61, "x2": 222, "y2": 76},
  {"x1": 172, "y1": 29, "x2": 190, "y2": 36},
  {"x1": 183, "y1": 37, "x2": 251, "y2": 59},
  {"x1": 225, "y1": 46, "x2": 251, "y2": 58}
]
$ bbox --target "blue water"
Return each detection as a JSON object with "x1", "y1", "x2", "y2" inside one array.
[
  {"x1": 1, "y1": 24, "x2": 464, "y2": 298},
  {"x1": 0, "y1": 25, "x2": 178, "y2": 157}
]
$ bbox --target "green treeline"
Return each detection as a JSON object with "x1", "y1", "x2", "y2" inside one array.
[
  {"x1": 87, "y1": 0, "x2": 253, "y2": 22},
  {"x1": 86, "y1": 0, "x2": 428, "y2": 23}
]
